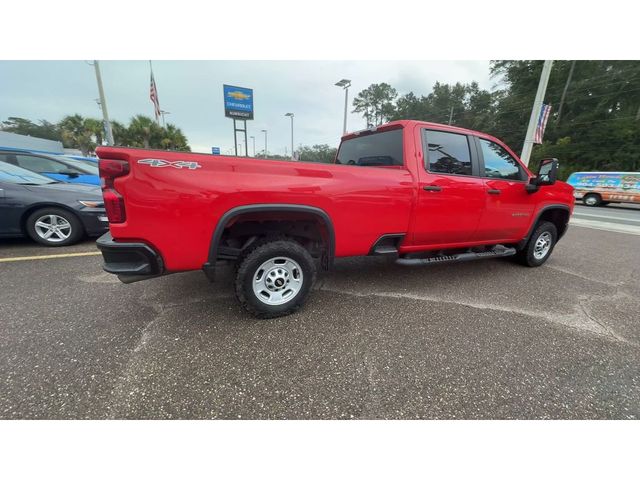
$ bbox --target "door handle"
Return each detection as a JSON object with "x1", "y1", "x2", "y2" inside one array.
[
  {"x1": 487, "y1": 189, "x2": 501, "y2": 195},
  {"x1": 423, "y1": 185, "x2": 442, "y2": 192}
]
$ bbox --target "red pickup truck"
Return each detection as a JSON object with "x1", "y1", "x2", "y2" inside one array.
[{"x1": 96, "y1": 120, "x2": 574, "y2": 318}]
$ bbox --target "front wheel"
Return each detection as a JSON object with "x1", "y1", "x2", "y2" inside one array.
[
  {"x1": 583, "y1": 193, "x2": 602, "y2": 207},
  {"x1": 235, "y1": 239, "x2": 316, "y2": 318},
  {"x1": 515, "y1": 221, "x2": 557, "y2": 267}
]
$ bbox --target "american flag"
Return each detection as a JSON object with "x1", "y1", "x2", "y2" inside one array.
[
  {"x1": 150, "y1": 68, "x2": 161, "y2": 122},
  {"x1": 534, "y1": 103, "x2": 552, "y2": 144}
]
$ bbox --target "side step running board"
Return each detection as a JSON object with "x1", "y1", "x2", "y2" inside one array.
[{"x1": 396, "y1": 246, "x2": 516, "y2": 266}]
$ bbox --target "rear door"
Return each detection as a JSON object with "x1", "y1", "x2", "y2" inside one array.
[
  {"x1": 474, "y1": 136, "x2": 535, "y2": 242},
  {"x1": 411, "y1": 128, "x2": 486, "y2": 246}
]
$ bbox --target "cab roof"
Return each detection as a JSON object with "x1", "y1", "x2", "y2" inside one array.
[{"x1": 342, "y1": 120, "x2": 508, "y2": 147}]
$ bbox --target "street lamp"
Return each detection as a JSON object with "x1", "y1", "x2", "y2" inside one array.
[
  {"x1": 285, "y1": 113, "x2": 294, "y2": 160},
  {"x1": 261, "y1": 129, "x2": 268, "y2": 157},
  {"x1": 249, "y1": 135, "x2": 256, "y2": 156},
  {"x1": 335, "y1": 79, "x2": 351, "y2": 135},
  {"x1": 160, "y1": 110, "x2": 171, "y2": 127}
]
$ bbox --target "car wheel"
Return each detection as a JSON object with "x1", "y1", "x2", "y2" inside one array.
[
  {"x1": 235, "y1": 239, "x2": 316, "y2": 319},
  {"x1": 583, "y1": 193, "x2": 602, "y2": 207},
  {"x1": 26, "y1": 208, "x2": 84, "y2": 247},
  {"x1": 515, "y1": 221, "x2": 557, "y2": 267}
]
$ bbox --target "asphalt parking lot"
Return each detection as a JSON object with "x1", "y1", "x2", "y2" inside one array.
[{"x1": 1, "y1": 211, "x2": 639, "y2": 419}]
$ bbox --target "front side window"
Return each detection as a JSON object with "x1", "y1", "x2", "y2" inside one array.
[
  {"x1": 423, "y1": 130, "x2": 473, "y2": 176},
  {"x1": 336, "y1": 129, "x2": 404, "y2": 167},
  {"x1": 479, "y1": 139, "x2": 524, "y2": 181},
  {"x1": 57, "y1": 157, "x2": 99, "y2": 174}
]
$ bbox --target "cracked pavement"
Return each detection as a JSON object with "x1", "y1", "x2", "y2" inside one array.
[{"x1": 1, "y1": 225, "x2": 639, "y2": 419}]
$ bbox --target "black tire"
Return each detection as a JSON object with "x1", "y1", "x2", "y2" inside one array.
[
  {"x1": 235, "y1": 239, "x2": 316, "y2": 319},
  {"x1": 25, "y1": 207, "x2": 84, "y2": 247},
  {"x1": 514, "y1": 221, "x2": 557, "y2": 267},
  {"x1": 583, "y1": 193, "x2": 602, "y2": 207}
]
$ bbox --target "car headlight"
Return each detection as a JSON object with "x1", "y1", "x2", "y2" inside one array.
[{"x1": 78, "y1": 200, "x2": 104, "y2": 208}]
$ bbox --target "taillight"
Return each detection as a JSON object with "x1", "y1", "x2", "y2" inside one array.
[
  {"x1": 99, "y1": 158, "x2": 129, "y2": 223},
  {"x1": 103, "y1": 189, "x2": 126, "y2": 223},
  {"x1": 99, "y1": 159, "x2": 129, "y2": 188}
]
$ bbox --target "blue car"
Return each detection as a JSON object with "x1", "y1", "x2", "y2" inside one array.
[{"x1": 0, "y1": 150, "x2": 100, "y2": 185}]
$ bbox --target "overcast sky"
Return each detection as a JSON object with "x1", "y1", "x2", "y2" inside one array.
[{"x1": 0, "y1": 61, "x2": 493, "y2": 155}]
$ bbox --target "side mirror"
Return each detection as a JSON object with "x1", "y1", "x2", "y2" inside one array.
[
  {"x1": 526, "y1": 158, "x2": 558, "y2": 193},
  {"x1": 61, "y1": 170, "x2": 80, "y2": 178}
]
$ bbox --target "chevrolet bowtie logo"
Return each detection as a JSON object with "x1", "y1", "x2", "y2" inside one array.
[{"x1": 227, "y1": 91, "x2": 251, "y2": 100}]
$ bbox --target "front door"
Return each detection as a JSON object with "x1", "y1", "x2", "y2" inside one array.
[
  {"x1": 474, "y1": 137, "x2": 535, "y2": 242},
  {"x1": 411, "y1": 128, "x2": 486, "y2": 247}
]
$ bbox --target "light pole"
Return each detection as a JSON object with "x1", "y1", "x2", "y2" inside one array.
[
  {"x1": 91, "y1": 60, "x2": 114, "y2": 146},
  {"x1": 249, "y1": 135, "x2": 256, "y2": 156},
  {"x1": 335, "y1": 79, "x2": 351, "y2": 134},
  {"x1": 160, "y1": 110, "x2": 171, "y2": 127},
  {"x1": 285, "y1": 113, "x2": 294, "y2": 159},
  {"x1": 261, "y1": 129, "x2": 268, "y2": 157}
]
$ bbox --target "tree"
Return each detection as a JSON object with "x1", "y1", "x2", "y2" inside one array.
[
  {"x1": 127, "y1": 115, "x2": 158, "y2": 149},
  {"x1": 388, "y1": 81, "x2": 496, "y2": 132},
  {"x1": 0, "y1": 117, "x2": 62, "y2": 141},
  {"x1": 1, "y1": 113, "x2": 193, "y2": 153},
  {"x1": 352, "y1": 83, "x2": 398, "y2": 126},
  {"x1": 58, "y1": 114, "x2": 98, "y2": 156},
  {"x1": 158, "y1": 123, "x2": 190, "y2": 151},
  {"x1": 493, "y1": 60, "x2": 640, "y2": 176},
  {"x1": 298, "y1": 144, "x2": 337, "y2": 163}
]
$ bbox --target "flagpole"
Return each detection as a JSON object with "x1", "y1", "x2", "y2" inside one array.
[{"x1": 521, "y1": 60, "x2": 553, "y2": 167}]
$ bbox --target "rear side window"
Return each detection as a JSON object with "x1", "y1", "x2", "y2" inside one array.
[
  {"x1": 423, "y1": 130, "x2": 473, "y2": 176},
  {"x1": 16, "y1": 155, "x2": 69, "y2": 174},
  {"x1": 479, "y1": 139, "x2": 524, "y2": 181},
  {"x1": 336, "y1": 129, "x2": 404, "y2": 167}
]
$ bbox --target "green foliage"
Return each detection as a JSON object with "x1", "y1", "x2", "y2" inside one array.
[
  {"x1": 352, "y1": 83, "x2": 398, "y2": 126},
  {"x1": 354, "y1": 61, "x2": 640, "y2": 177},
  {"x1": 1, "y1": 114, "x2": 191, "y2": 154},
  {"x1": 298, "y1": 144, "x2": 337, "y2": 163},
  {"x1": 1, "y1": 117, "x2": 62, "y2": 142}
]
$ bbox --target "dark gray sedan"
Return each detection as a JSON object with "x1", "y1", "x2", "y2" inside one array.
[{"x1": 0, "y1": 161, "x2": 108, "y2": 246}]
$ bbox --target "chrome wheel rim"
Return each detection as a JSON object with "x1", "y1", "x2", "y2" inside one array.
[
  {"x1": 585, "y1": 196, "x2": 597, "y2": 206},
  {"x1": 252, "y1": 257, "x2": 303, "y2": 306},
  {"x1": 34, "y1": 214, "x2": 72, "y2": 243},
  {"x1": 533, "y1": 231, "x2": 552, "y2": 260}
]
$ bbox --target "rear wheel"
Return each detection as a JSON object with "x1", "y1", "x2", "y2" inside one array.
[
  {"x1": 235, "y1": 239, "x2": 316, "y2": 318},
  {"x1": 25, "y1": 207, "x2": 84, "y2": 247},
  {"x1": 583, "y1": 193, "x2": 602, "y2": 207},
  {"x1": 515, "y1": 221, "x2": 557, "y2": 267}
]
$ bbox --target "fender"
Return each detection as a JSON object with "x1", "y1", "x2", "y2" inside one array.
[
  {"x1": 202, "y1": 203, "x2": 336, "y2": 281},
  {"x1": 517, "y1": 204, "x2": 571, "y2": 250}
]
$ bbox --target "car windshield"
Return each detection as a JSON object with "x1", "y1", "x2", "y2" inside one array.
[
  {"x1": 0, "y1": 161, "x2": 59, "y2": 185},
  {"x1": 55, "y1": 156, "x2": 99, "y2": 174}
]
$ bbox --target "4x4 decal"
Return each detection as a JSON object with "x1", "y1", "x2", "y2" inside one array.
[{"x1": 138, "y1": 158, "x2": 201, "y2": 170}]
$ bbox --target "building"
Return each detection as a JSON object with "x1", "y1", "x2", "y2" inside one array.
[{"x1": 0, "y1": 131, "x2": 65, "y2": 155}]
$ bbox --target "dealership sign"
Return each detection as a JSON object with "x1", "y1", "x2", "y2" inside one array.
[{"x1": 223, "y1": 84, "x2": 254, "y2": 120}]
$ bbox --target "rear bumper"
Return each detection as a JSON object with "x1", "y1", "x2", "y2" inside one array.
[{"x1": 96, "y1": 232, "x2": 164, "y2": 283}]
